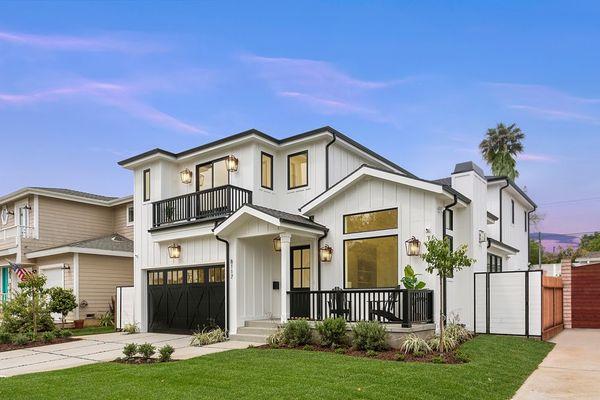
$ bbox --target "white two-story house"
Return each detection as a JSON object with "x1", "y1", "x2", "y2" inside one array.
[{"x1": 118, "y1": 126, "x2": 535, "y2": 337}]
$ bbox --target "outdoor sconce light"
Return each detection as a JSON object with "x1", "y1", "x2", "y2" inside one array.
[
  {"x1": 405, "y1": 236, "x2": 421, "y2": 256},
  {"x1": 273, "y1": 236, "x2": 281, "y2": 252},
  {"x1": 226, "y1": 155, "x2": 239, "y2": 172},
  {"x1": 319, "y1": 245, "x2": 333, "y2": 262},
  {"x1": 168, "y1": 243, "x2": 181, "y2": 259},
  {"x1": 24, "y1": 205, "x2": 31, "y2": 210},
  {"x1": 180, "y1": 168, "x2": 193, "y2": 184},
  {"x1": 478, "y1": 230, "x2": 487, "y2": 243}
]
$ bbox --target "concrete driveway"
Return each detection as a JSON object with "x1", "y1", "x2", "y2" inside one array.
[
  {"x1": 0, "y1": 332, "x2": 259, "y2": 378},
  {"x1": 513, "y1": 329, "x2": 600, "y2": 399}
]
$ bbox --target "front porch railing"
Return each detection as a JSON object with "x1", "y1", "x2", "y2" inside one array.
[
  {"x1": 152, "y1": 185, "x2": 252, "y2": 228},
  {"x1": 287, "y1": 288, "x2": 434, "y2": 328}
]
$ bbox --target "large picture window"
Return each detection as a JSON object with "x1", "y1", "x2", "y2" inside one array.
[
  {"x1": 287, "y1": 151, "x2": 308, "y2": 189},
  {"x1": 261, "y1": 152, "x2": 273, "y2": 190},
  {"x1": 344, "y1": 236, "x2": 398, "y2": 289},
  {"x1": 196, "y1": 158, "x2": 229, "y2": 191},
  {"x1": 344, "y1": 208, "x2": 398, "y2": 234}
]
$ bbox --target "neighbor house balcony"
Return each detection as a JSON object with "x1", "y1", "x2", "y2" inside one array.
[
  {"x1": 152, "y1": 185, "x2": 252, "y2": 228},
  {"x1": 288, "y1": 287, "x2": 434, "y2": 328}
]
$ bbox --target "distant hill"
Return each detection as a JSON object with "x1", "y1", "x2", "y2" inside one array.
[{"x1": 530, "y1": 232, "x2": 581, "y2": 252}]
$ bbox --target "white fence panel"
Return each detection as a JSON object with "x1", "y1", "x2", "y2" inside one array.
[
  {"x1": 528, "y1": 271, "x2": 542, "y2": 336},
  {"x1": 116, "y1": 286, "x2": 135, "y2": 330},
  {"x1": 474, "y1": 274, "x2": 487, "y2": 333}
]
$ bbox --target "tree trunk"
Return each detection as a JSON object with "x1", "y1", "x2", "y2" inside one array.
[
  {"x1": 32, "y1": 290, "x2": 37, "y2": 338},
  {"x1": 439, "y1": 277, "x2": 444, "y2": 353}
]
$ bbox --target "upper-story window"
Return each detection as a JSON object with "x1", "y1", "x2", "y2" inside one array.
[
  {"x1": 127, "y1": 205, "x2": 134, "y2": 226},
  {"x1": 261, "y1": 152, "x2": 273, "y2": 190},
  {"x1": 344, "y1": 208, "x2": 398, "y2": 234},
  {"x1": 511, "y1": 199, "x2": 515, "y2": 224},
  {"x1": 196, "y1": 158, "x2": 229, "y2": 191},
  {"x1": 287, "y1": 151, "x2": 308, "y2": 189},
  {"x1": 143, "y1": 169, "x2": 151, "y2": 202},
  {"x1": 445, "y1": 209, "x2": 454, "y2": 231}
]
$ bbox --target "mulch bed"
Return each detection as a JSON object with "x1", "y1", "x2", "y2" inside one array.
[
  {"x1": 256, "y1": 344, "x2": 467, "y2": 364},
  {"x1": 0, "y1": 337, "x2": 80, "y2": 352}
]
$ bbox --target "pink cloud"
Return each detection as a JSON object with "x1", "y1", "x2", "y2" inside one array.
[
  {"x1": 0, "y1": 30, "x2": 165, "y2": 53},
  {"x1": 278, "y1": 91, "x2": 377, "y2": 115}
]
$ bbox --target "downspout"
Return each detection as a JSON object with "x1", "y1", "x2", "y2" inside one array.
[
  {"x1": 215, "y1": 224, "x2": 230, "y2": 336},
  {"x1": 498, "y1": 180, "x2": 510, "y2": 242},
  {"x1": 442, "y1": 194, "x2": 458, "y2": 325},
  {"x1": 325, "y1": 132, "x2": 337, "y2": 190},
  {"x1": 527, "y1": 206, "x2": 538, "y2": 269}
]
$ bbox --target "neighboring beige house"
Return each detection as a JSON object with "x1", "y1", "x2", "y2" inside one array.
[{"x1": 0, "y1": 187, "x2": 133, "y2": 323}]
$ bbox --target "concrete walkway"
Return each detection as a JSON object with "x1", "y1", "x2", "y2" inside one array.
[
  {"x1": 0, "y1": 332, "x2": 260, "y2": 378},
  {"x1": 513, "y1": 329, "x2": 600, "y2": 399}
]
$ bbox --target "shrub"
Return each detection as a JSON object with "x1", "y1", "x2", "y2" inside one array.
[
  {"x1": 395, "y1": 353, "x2": 406, "y2": 361},
  {"x1": 1, "y1": 285, "x2": 54, "y2": 334},
  {"x1": 47, "y1": 287, "x2": 77, "y2": 328},
  {"x1": 0, "y1": 332, "x2": 12, "y2": 344},
  {"x1": 334, "y1": 347, "x2": 346, "y2": 355},
  {"x1": 138, "y1": 343, "x2": 156, "y2": 359},
  {"x1": 431, "y1": 355, "x2": 445, "y2": 364},
  {"x1": 302, "y1": 344, "x2": 314, "y2": 351},
  {"x1": 400, "y1": 334, "x2": 431, "y2": 355},
  {"x1": 190, "y1": 327, "x2": 227, "y2": 346},
  {"x1": 316, "y1": 317, "x2": 347, "y2": 347},
  {"x1": 282, "y1": 319, "x2": 312, "y2": 347},
  {"x1": 445, "y1": 323, "x2": 473, "y2": 344},
  {"x1": 428, "y1": 334, "x2": 458, "y2": 352},
  {"x1": 98, "y1": 311, "x2": 114, "y2": 327},
  {"x1": 42, "y1": 331, "x2": 56, "y2": 343},
  {"x1": 12, "y1": 333, "x2": 30, "y2": 345},
  {"x1": 266, "y1": 327, "x2": 285, "y2": 347},
  {"x1": 57, "y1": 329, "x2": 73, "y2": 338},
  {"x1": 123, "y1": 323, "x2": 139, "y2": 334},
  {"x1": 158, "y1": 345, "x2": 175, "y2": 362},
  {"x1": 122, "y1": 343, "x2": 138, "y2": 359},
  {"x1": 365, "y1": 349, "x2": 378, "y2": 357},
  {"x1": 455, "y1": 350, "x2": 470, "y2": 363},
  {"x1": 351, "y1": 321, "x2": 388, "y2": 351}
]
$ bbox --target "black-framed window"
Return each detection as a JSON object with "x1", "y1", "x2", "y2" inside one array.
[
  {"x1": 511, "y1": 200, "x2": 515, "y2": 224},
  {"x1": 524, "y1": 211, "x2": 528, "y2": 232},
  {"x1": 291, "y1": 246, "x2": 311, "y2": 289},
  {"x1": 344, "y1": 235, "x2": 398, "y2": 289},
  {"x1": 148, "y1": 271, "x2": 163, "y2": 285},
  {"x1": 445, "y1": 209, "x2": 454, "y2": 231},
  {"x1": 196, "y1": 157, "x2": 229, "y2": 191},
  {"x1": 261, "y1": 152, "x2": 273, "y2": 190},
  {"x1": 287, "y1": 150, "x2": 308, "y2": 189},
  {"x1": 344, "y1": 208, "x2": 398, "y2": 234},
  {"x1": 127, "y1": 205, "x2": 134, "y2": 224},
  {"x1": 143, "y1": 169, "x2": 151, "y2": 202},
  {"x1": 487, "y1": 254, "x2": 503, "y2": 273}
]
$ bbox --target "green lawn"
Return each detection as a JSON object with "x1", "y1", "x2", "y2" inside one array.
[
  {"x1": 71, "y1": 325, "x2": 115, "y2": 336},
  {"x1": 0, "y1": 335, "x2": 552, "y2": 400}
]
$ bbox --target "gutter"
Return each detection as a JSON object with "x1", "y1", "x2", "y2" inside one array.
[
  {"x1": 214, "y1": 227, "x2": 230, "y2": 336},
  {"x1": 325, "y1": 131, "x2": 337, "y2": 189},
  {"x1": 499, "y1": 180, "x2": 510, "y2": 242}
]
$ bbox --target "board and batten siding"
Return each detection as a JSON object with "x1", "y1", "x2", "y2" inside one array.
[{"x1": 78, "y1": 254, "x2": 133, "y2": 317}]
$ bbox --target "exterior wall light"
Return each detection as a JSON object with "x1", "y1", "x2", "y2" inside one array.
[
  {"x1": 226, "y1": 155, "x2": 239, "y2": 172},
  {"x1": 319, "y1": 245, "x2": 333, "y2": 262},
  {"x1": 405, "y1": 236, "x2": 421, "y2": 256},
  {"x1": 168, "y1": 243, "x2": 181, "y2": 259},
  {"x1": 180, "y1": 168, "x2": 193, "y2": 184},
  {"x1": 273, "y1": 236, "x2": 281, "y2": 252}
]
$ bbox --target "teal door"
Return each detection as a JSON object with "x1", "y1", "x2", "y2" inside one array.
[{"x1": 1, "y1": 267, "x2": 8, "y2": 301}]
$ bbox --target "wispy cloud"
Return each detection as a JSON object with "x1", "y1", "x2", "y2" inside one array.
[
  {"x1": 0, "y1": 30, "x2": 165, "y2": 53},
  {"x1": 518, "y1": 152, "x2": 557, "y2": 162},
  {"x1": 278, "y1": 91, "x2": 378, "y2": 116},
  {"x1": 0, "y1": 81, "x2": 205, "y2": 134},
  {"x1": 509, "y1": 104, "x2": 600, "y2": 124}
]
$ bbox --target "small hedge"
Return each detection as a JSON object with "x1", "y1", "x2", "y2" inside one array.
[
  {"x1": 283, "y1": 319, "x2": 312, "y2": 346},
  {"x1": 316, "y1": 317, "x2": 347, "y2": 347},
  {"x1": 351, "y1": 321, "x2": 388, "y2": 351}
]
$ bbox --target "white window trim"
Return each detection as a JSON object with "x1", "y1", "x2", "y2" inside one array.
[{"x1": 126, "y1": 205, "x2": 134, "y2": 226}]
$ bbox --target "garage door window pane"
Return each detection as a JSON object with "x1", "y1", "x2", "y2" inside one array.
[
  {"x1": 187, "y1": 269, "x2": 204, "y2": 284},
  {"x1": 167, "y1": 270, "x2": 183, "y2": 284},
  {"x1": 344, "y1": 236, "x2": 398, "y2": 288},
  {"x1": 209, "y1": 267, "x2": 225, "y2": 283}
]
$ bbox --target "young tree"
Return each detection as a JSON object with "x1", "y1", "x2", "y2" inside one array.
[
  {"x1": 421, "y1": 237, "x2": 475, "y2": 353},
  {"x1": 48, "y1": 287, "x2": 78, "y2": 328},
  {"x1": 18, "y1": 274, "x2": 49, "y2": 338},
  {"x1": 479, "y1": 123, "x2": 525, "y2": 180}
]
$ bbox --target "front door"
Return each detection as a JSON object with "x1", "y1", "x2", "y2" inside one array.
[{"x1": 290, "y1": 246, "x2": 311, "y2": 318}]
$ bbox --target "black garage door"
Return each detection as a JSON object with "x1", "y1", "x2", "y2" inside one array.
[{"x1": 147, "y1": 265, "x2": 225, "y2": 333}]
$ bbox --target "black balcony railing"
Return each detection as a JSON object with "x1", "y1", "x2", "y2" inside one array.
[
  {"x1": 287, "y1": 287, "x2": 434, "y2": 327},
  {"x1": 152, "y1": 185, "x2": 252, "y2": 228}
]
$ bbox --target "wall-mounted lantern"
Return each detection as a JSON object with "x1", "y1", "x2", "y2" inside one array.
[
  {"x1": 319, "y1": 245, "x2": 333, "y2": 262},
  {"x1": 226, "y1": 155, "x2": 239, "y2": 172},
  {"x1": 273, "y1": 236, "x2": 281, "y2": 252},
  {"x1": 478, "y1": 230, "x2": 487, "y2": 243},
  {"x1": 405, "y1": 236, "x2": 421, "y2": 256},
  {"x1": 180, "y1": 168, "x2": 193, "y2": 184},
  {"x1": 168, "y1": 243, "x2": 181, "y2": 259}
]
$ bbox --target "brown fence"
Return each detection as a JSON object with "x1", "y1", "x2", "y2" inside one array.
[
  {"x1": 572, "y1": 263, "x2": 600, "y2": 328},
  {"x1": 542, "y1": 276, "x2": 564, "y2": 340}
]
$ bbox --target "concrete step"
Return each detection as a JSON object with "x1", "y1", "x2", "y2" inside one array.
[
  {"x1": 229, "y1": 333, "x2": 269, "y2": 344},
  {"x1": 244, "y1": 320, "x2": 281, "y2": 329},
  {"x1": 237, "y1": 326, "x2": 277, "y2": 336}
]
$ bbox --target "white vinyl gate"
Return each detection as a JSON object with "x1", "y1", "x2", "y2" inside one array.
[
  {"x1": 474, "y1": 270, "x2": 542, "y2": 337},
  {"x1": 116, "y1": 286, "x2": 135, "y2": 330}
]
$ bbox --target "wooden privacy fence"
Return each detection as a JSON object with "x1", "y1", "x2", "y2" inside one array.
[{"x1": 542, "y1": 276, "x2": 563, "y2": 340}]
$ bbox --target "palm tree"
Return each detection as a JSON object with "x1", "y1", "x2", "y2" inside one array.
[{"x1": 479, "y1": 123, "x2": 525, "y2": 180}]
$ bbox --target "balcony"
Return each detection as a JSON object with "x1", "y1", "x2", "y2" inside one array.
[{"x1": 152, "y1": 185, "x2": 252, "y2": 228}]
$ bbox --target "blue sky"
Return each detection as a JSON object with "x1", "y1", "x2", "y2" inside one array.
[{"x1": 1, "y1": 1, "x2": 599, "y2": 239}]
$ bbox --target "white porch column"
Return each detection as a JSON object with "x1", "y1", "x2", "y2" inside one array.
[
  {"x1": 228, "y1": 238, "x2": 238, "y2": 335},
  {"x1": 280, "y1": 233, "x2": 292, "y2": 323}
]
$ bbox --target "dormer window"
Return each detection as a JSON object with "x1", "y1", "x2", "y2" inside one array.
[{"x1": 288, "y1": 151, "x2": 308, "y2": 189}]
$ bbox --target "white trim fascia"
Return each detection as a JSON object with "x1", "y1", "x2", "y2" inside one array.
[
  {"x1": 108, "y1": 195, "x2": 134, "y2": 206},
  {"x1": 214, "y1": 205, "x2": 280, "y2": 236},
  {"x1": 177, "y1": 134, "x2": 273, "y2": 162},
  {"x1": 488, "y1": 242, "x2": 519, "y2": 256},
  {"x1": 333, "y1": 137, "x2": 404, "y2": 175},
  {"x1": 0, "y1": 188, "x2": 133, "y2": 208},
  {"x1": 73, "y1": 253, "x2": 79, "y2": 320},
  {"x1": 38, "y1": 263, "x2": 67, "y2": 270},
  {"x1": 151, "y1": 224, "x2": 215, "y2": 243},
  {"x1": 27, "y1": 247, "x2": 133, "y2": 259},
  {"x1": 118, "y1": 152, "x2": 177, "y2": 170},
  {"x1": 300, "y1": 166, "x2": 447, "y2": 214},
  {"x1": 33, "y1": 195, "x2": 39, "y2": 239},
  {"x1": 0, "y1": 247, "x2": 18, "y2": 257}
]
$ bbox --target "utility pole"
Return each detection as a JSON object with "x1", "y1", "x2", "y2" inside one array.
[{"x1": 538, "y1": 231, "x2": 542, "y2": 268}]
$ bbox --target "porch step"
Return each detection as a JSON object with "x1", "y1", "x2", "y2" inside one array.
[
  {"x1": 229, "y1": 320, "x2": 281, "y2": 343},
  {"x1": 244, "y1": 319, "x2": 281, "y2": 329},
  {"x1": 236, "y1": 326, "x2": 277, "y2": 336},
  {"x1": 229, "y1": 333, "x2": 270, "y2": 344}
]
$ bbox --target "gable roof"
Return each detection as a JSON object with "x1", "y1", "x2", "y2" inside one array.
[
  {"x1": 118, "y1": 126, "x2": 416, "y2": 178},
  {"x1": 29, "y1": 187, "x2": 117, "y2": 202},
  {"x1": 486, "y1": 176, "x2": 537, "y2": 208},
  {"x1": 26, "y1": 233, "x2": 133, "y2": 258},
  {"x1": 0, "y1": 187, "x2": 132, "y2": 207}
]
